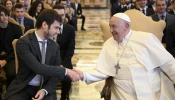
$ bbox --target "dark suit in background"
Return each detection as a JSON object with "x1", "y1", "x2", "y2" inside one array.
[
  {"x1": 5, "y1": 32, "x2": 66, "y2": 100},
  {"x1": 168, "y1": 10, "x2": 175, "y2": 16},
  {"x1": 56, "y1": 24, "x2": 75, "y2": 100},
  {"x1": 71, "y1": 2, "x2": 86, "y2": 30},
  {"x1": 13, "y1": 16, "x2": 34, "y2": 33},
  {"x1": 166, "y1": 22, "x2": 175, "y2": 57},
  {"x1": 151, "y1": 13, "x2": 175, "y2": 43},
  {"x1": 112, "y1": 3, "x2": 127, "y2": 15},
  {"x1": 135, "y1": 8, "x2": 155, "y2": 16},
  {"x1": 0, "y1": 22, "x2": 23, "y2": 87}
]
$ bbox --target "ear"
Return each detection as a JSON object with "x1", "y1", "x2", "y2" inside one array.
[{"x1": 42, "y1": 21, "x2": 48, "y2": 29}]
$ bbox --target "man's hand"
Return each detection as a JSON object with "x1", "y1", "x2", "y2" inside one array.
[
  {"x1": 72, "y1": 69, "x2": 84, "y2": 80},
  {"x1": 66, "y1": 69, "x2": 80, "y2": 82},
  {"x1": 32, "y1": 89, "x2": 45, "y2": 100},
  {"x1": 0, "y1": 60, "x2": 7, "y2": 68}
]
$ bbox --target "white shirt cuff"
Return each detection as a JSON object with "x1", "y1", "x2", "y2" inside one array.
[{"x1": 42, "y1": 89, "x2": 48, "y2": 95}]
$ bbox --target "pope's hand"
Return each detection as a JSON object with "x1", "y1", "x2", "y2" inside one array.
[{"x1": 66, "y1": 69, "x2": 80, "y2": 82}]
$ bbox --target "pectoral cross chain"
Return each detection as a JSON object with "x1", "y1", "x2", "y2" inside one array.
[{"x1": 115, "y1": 63, "x2": 121, "y2": 74}]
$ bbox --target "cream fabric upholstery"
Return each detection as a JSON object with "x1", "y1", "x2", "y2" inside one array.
[
  {"x1": 100, "y1": 9, "x2": 166, "y2": 42},
  {"x1": 12, "y1": 39, "x2": 18, "y2": 74}
]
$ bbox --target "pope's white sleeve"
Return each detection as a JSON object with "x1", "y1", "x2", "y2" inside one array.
[
  {"x1": 160, "y1": 58, "x2": 175, "y2": 83},
  {"x1": 82, "y1": 69, "x2": 109, "y2": 84}
]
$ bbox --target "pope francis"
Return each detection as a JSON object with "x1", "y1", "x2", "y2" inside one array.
[{"x1": 74, "y1": 13, "x2": 175, "y2": 100}]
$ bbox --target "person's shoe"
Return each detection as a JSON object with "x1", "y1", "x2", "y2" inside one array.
[{"x1": 81, "y1": 28, "x2": 86, "y2": 31}]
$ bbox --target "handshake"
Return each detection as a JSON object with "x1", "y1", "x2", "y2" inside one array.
[{"x1": 66, "y1": 69, "x2": 84, "y2": 82}]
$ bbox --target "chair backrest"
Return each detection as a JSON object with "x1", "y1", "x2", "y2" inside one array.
[
  {"x1": 12, "y1": 39, "x2": 18, "y2": 74},
  {"x1": 12, "y1": 29, "x2": 35, "y2": 73},
  {"x1": 24, "y1": 29, "x2": 35, "y2": 36}
]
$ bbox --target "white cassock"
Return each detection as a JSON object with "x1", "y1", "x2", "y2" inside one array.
[{"x1": 83, "y1": 30, "x2": 175, "y2": 100}]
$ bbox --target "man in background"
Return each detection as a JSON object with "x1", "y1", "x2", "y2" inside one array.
[
  {"x1": 53, "y1": 5, "x2": 75, "y2": 100},
  {"x1": 13, "y1": 4, "x2": 34, "y2": 33}
]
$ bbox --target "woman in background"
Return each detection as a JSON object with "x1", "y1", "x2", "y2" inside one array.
[
  {"x1": 4, "y1": 0, "x2": 13, "y2": 17},
  {"x1": 28, "y1": 0, "x2": 44, "y2": 19}
]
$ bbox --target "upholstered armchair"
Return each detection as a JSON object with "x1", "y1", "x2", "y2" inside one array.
[{"x1": 100, "y1": 9, "x2": 165, "y2": 43}]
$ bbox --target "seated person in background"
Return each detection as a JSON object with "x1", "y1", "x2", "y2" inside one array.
[
  {"x1": 71, "y1": 0, "x2": 86, "y2": 31},
  {"x1": 166, "y1": 22, "x2": 175, "y2": 58},
  {"x1": 53, "y1": 5, "x2": 75, "y2": 100},
  {"x1": 16, "y1": 0, "x2": 24, "y2": 6},
  {"x1": 4, "y1": 9, "x2": 79, "y2": 100},
  {"x1": 135, "y1": 0, "x2": 154, "y2": 16},
  {"x1": 23, "y1": 0, "x2": 30, "y2": 11},
  {"x1": 4, "y1": 0, "x2": 14, "y2": 17},
  {"x1": 147, "y1": 0, "x2": 156, "y2": 12},
  {"x1": 13, "y1": 4, "x2": 34, "y2": 33},
  {"x1": 28, "y1": 0, "x2": 44, "y2": 19},
  {"x1": 44, "y1": 0, "x2": 54, "y2": 9},
  {"x1": 112, "y1": 0, "x2": 127, "y2": 16},
  {"x1": 59, "y1": 0, "x2": 77, "y2": 31},
  {"x1": 0, "y1": 4, "x2": 23, "y2": 88},
  {"x1": 168, "y1": 0, "x2": 175, "y2": 16},
  {"x1": 151, "y1": 0, "x2": 175, "y2": 45}
]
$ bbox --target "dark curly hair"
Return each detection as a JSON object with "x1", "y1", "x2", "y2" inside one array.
[{"x1": 28, "y1": 0, "x2": 44, "y2": 19}]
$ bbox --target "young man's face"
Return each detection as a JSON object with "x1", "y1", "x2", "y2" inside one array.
[
  {"x1": 54, "y1": 9, "x2": 65, "y2": 22},
  {"x1": 60, "y1": 1, "x2": 67, "y2": 8},
  {"x1": 156, "y1": 0, "x2": 166, "y2": 14},
  {"x1": 0, "y1": 12, "x2": 8, "y2": 23},
  {"x1": 14, "y1": 8, "x2": 24, "y2": 19},
  {"x1": 138, "y1": 0, "x2": 147, "y2": 8},
  {"x1": 44, "y1": 20, "x2": 61, "y2": 39}
]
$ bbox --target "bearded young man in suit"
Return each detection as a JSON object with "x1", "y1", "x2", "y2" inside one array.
[
  {"x1": 53, "y1": 5, "x2": 75, "y2": 100},
  {"x1": 4, "y1": 9, "x2": 79, "y2": 100}
]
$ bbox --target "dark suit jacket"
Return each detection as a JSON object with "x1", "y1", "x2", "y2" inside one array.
[
  {"x1": 5, "y1": 32, "x2": 66, "y2": 100},
  {"x1": 135, "y1": 8, "x2": 155, "y2": 16},
  {"x1": 147, "y1": 4, "x2": 155, "y2": 12},
  {"x1": 56, "y1": 24, "x2": 75, "y2": 69},
  {"x1": 76, "y1": 3, "x2": 83, "y2": 15},
  {"x1": 166, "y1": 22, "x2": 175, "y2": 57},
  {"x1": 13, "y1": 16, "x2": 34, "y2": 33},
  {"x1": 0, "y1": 22, "x2": 22, "y2": 62},
  {"x1": 168, "y1": 10, "x2": 175, "y2": 16},
  {"x1": 112, "y1": 3, "x2": 127, "y2": 15},
  {"x1": 151, "y1": 13, "x2": 175, "y2": 43}
]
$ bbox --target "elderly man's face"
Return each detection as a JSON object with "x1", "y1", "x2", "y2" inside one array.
[{"x1": 109, "y1": 17, "x2": 129, "y2": 42}]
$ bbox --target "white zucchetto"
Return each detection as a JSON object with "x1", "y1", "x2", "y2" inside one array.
[{"x1": 113, "y1": 13, "x2": 131, "y2": 23}]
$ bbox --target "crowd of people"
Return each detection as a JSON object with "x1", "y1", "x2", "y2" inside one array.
[{"x1": 0, "y1": 0, "x2": 175, "y2": 100}]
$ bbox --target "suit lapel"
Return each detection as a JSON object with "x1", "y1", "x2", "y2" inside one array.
[
  {"x1": 29, "y1": 32, "x2": 42, "y2": 62},
  {"x1": 45, "y1": 40, "x2": 51, "y2": 64}
]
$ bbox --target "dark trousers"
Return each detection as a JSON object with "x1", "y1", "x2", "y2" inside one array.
[
  {"x1": 3, "y1": 59, "x2": 16, "y2": 88},
  {"x1": 7, "y1": 85, "x2": 55, "y2": 100},
  {"x1": 69, "y1": 17, "x2": 77, "y2": 31},
  {"x1": 60, "y1": 77, "x2": 71, "y2": 100},
  {"x1": 78, "y1": 15, "x2": 85, "y2": 29}
]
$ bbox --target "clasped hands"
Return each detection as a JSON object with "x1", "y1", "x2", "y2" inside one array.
[{"x1": 66, "y1": 69, "x2": 84, "y2": 82}]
